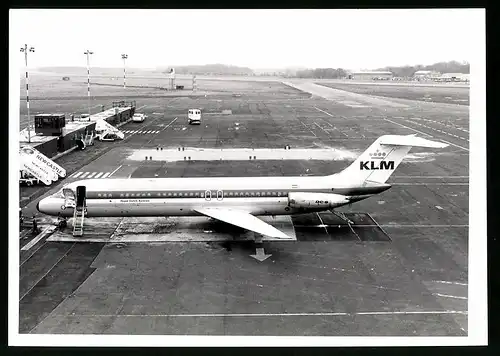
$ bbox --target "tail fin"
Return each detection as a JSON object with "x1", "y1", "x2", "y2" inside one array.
[{"x1": 336, "y1": 134, "x2": 448, "y2": 184}]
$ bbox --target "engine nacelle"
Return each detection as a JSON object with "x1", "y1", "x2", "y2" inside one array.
[{"x1": 288, "y1": 192, "x2": 349, "y2": 209}]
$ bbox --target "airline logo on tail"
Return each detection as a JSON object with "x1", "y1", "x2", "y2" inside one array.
[
  {"x1": 360, "y1": 161, "x2": 395, "y2": 170},
  {"x1": 360, "y1": 149, "x2": 394, "y2": 170},
  {"x1": 369, "y1": 149, "x2": 387, "y2": 159}
]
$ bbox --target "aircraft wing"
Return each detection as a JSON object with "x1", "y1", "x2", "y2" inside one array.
[{"x1": 194, "y1": 208, "x2": 293, "y2": 239}]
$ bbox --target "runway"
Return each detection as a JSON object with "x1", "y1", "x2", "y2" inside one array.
[{"x1": 19, "y1": 79, "x2": 469, "y2": 336}]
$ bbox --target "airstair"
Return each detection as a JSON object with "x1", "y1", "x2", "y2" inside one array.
[
  {"x1": 72, "y1": 207, "x2": 85, "y2": 237},
  {"x1": 63, "y1": 186, "x2": 86, "y2": 237},
  {"x1": 83, "y1": 131, "x2": 95, "y2": 146}
]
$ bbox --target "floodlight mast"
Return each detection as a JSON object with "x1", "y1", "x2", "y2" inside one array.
[
  {"x1": 121, "y1": 54, "x2": 128, "y2": 89},
  {"x1": 20, "y1": 44, "x2": 35, "y2": 143},
  {"x1": 84, "y1": 50, "x2": 94, "y2": 119}
]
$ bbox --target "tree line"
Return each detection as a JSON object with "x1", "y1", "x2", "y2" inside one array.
[
  {"x1": 288, "y1": 60, "x2": 469, "y2": 79},
  {"x1": 375, "y1": 60, "x2": 470, "y2": 77},
  {"x1": 295, "y1": 68, "x2": 348, "y2": 79}
]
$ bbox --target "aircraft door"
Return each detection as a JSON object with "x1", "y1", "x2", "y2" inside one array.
[
  {"x1": 63, "y1": 188, "x2": 76, "y2": 208},
  {"x1": 76, "y1": 186, "x2": 86, "y2": 208},
  {"x1": 217, "y1": 190, "x2": 223, "y2": 201},
  {"x1": 205, "y1": 190, "x2": 211, "y2": 201}
]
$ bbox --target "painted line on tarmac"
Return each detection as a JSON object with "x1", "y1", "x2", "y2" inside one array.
[
  {"x1": 314, "y1": 107, "x2": 334, "y2": 117},
  {"x1": 313, "y1": 122, "x2": 330, "y2": 135},
  {"x1": 160, "y1": 117, "x2": 178, "y2": 132},
  {"x1": 436, "y1": 138, "x2": 469, "y2": 152},
  {"x1": 383, "y1": 118, "x2": 434, "y2": 138},
  {"x1": 378, "y1": 224, "x2": 468, "y2": 228},
  {"x1": 19, "y1": 243, "x2": 76, "y2": 301},
  {"x1": 108, "y1": 165, "x2": 123, "y2": 178},
  {"x1": 432, "y1": 281, "x2": 468, "y2": 286},
  {"x1": 433, "y1": 293, "x2": 467, "y2": 300},
  {"x1": 293, "y1": 224, "x2": 468, "y2": 228},
  {"x1": 20, "y1": 226, "x2": 56, "y2": 251},
  {"x1": 392, "y1": 176, "x2": 469, "y2": 178},
  {"x1": 63, "y1": 310, "x2": 467, "y2": 318}
]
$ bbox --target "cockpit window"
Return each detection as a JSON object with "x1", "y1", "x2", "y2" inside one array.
[{"x1": 55, "y1": 186, "x2": 66, "y2": 198}]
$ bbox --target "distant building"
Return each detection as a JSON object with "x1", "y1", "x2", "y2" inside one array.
[
  {"x1": 349, "y1": 71, "x2": 393, "y2": 80},
  {"x1": 413, "y1": 70, "x2": 441, "y2": 79},
  {"x1": 437, "y1": 73, "x2": 470, "y2": 82}
]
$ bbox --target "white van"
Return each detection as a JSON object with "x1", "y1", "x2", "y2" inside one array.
[
  {"x1": 132, "y1": 113, "x2": 146, "y2": 122},
  {"x1": 188, "y1": 109, "x2": 202, "y2": 125}
]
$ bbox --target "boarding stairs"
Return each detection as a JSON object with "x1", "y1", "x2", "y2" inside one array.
[
  {"x1": 72, "y1": 207, "x2": 85, "y2": 237},
  {"x1": 63, "y1": 187, "x2": 86, "y2": 237},
  {"x1": 83, "y1": 131, "x2": 95, "y2": 146}
]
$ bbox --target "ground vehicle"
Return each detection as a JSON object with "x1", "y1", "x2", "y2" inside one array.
[
  {"x1": 132, "y1": 113, "x2": 146, "y2": 122},
  {"x1": 19, "y1": 170, "x2": 40, "y2": 186},
  {"x1": 188, "y1": 109, "x2": 202, "y2": 125},
  {"x1": 97, "y1": 132, "x2": 120, "y2": 141}
]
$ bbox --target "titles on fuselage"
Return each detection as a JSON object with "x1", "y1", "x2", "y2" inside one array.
[{"x1": 360, "y1": 160, "x2": 395, "y2": 170}]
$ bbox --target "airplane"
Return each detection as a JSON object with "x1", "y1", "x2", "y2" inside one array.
[{"x1": 37, "y1": 134, "x2": 448, "y2": 239}]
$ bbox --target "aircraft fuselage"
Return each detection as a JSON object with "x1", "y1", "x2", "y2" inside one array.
[{"x1": 37, "y1": 175, "x2": 391, "y2": 218}]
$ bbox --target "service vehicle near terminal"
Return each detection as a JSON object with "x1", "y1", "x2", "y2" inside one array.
[
  {"x1": 132, "y1": 113, "x2": 147, "y2": 122},
  {"x1": 188, "y1": 109, "x2": 202, "y2": 125},
  {"x1": 19, "y1": 170, "x2": 40, "y2": 186}
]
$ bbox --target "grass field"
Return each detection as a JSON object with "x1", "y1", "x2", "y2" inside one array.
[
  {"x1": 20, "y1": 74, "x2": 308, "y2": 100},
  {"x1": 316, "y1": 81, "x2": 470, "y2": 105}
]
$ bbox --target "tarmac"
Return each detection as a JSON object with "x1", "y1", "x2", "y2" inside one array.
[{"x1": 18, "y1": 79, "x2": 469, "y2": 336}]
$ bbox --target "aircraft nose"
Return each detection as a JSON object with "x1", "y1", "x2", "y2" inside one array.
[{"x1": 36, "y1": 197, "x2": 62, "y2": 216}]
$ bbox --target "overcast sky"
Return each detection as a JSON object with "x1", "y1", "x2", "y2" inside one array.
[{"x1": 10, "y1": 9, "x2": 482, "y2": 70}]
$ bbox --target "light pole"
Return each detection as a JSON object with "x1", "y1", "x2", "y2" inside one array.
[
  {"x1": 84, "y1": 50, "x2": 93, "y2": 119},
  {"x1": 121, "y1": 54, "x2": 128, "y2": 89},
  {"x1": 20, "y1": 44, "x2": 35, "y2": 143}
]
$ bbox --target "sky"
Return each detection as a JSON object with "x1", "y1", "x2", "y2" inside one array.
[{"x1": 10, "y1": 9, "x2": 483, "y2": 70}]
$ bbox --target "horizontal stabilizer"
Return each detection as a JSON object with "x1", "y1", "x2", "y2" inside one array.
[
  {"x1": 194, "y1": 208, "x2": 293, "y2": 239},
  {"x1": 379, "y1": 134, "x2": 448, "y2": 148}
]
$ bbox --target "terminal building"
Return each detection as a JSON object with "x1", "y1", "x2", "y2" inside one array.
[
  {"x1": 19, "y1": 101, "x2": 136, "y2": 186},
  {"x1": 348, "y1": 71, "x2": 393, "y2": 80}
]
